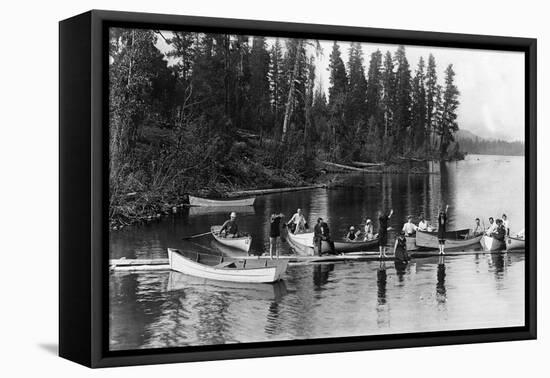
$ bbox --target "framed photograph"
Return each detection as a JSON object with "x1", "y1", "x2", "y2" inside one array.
[{"x1": 59, "y1": 10, "x2": 536, "y2": 368}]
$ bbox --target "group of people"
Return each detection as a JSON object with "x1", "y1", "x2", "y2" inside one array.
[{"x1": 218, "y1": 206, "x2": 517, "y2": 260}]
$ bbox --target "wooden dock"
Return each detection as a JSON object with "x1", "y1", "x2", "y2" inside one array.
[{"x1": 109, "y1": 249, "x2": 523, "y2": 272}]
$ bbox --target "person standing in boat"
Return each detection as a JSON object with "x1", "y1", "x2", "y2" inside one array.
[
  {"x1": 363, "y1": 219, "x2": 375, "y2": 240},
  {"x1": 502, "y1": 214, "x2": 510, "y2": 236},
  {"x1": 269, "y1": 213, "x2": 284, "y2": 259},
  {"x1": 491, "y1": 219, "x2": 506, "y2": 241},
  {"x1": 402, "y1": 216, "x2": 418, "y2": 236},
  {"x1": 345, "y1": 226, "x2": 360, "y2": 241},
  {"x1": 220, "y1": 212, "x2": 239, "y2": 238},
  {"x1": 377, "y1": 209, "x2": 393, "y2": 258},
  {"x1": 287, "y1": 208, "x2": 308, "y2": 234},
  {"x1": 472, "y1": 218, "x2": 484, "y2": 236},
  {"x1": 485, "y1": 217, "x2": 497, "y2": 235},
  {"x1": 437, "y1": 205, "x2": 449, "y2": 255}
]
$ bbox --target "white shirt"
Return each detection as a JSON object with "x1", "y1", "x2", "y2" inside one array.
[
  {"x1": 402, "y1": 222, "x2": 418, "y2": 235},
  {"x1": 486, "y1": 222, "x2": 497, "y2": 234},
  {"x1": 418, "y1": 220, "x2": 429, "y2": 231},
  {"x1": 289, "y1": 213, "x2": 307, "y2": 231}
]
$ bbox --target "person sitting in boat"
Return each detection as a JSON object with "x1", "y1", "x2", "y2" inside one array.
[
  {"x1": 418, "y1": 215, "x2": 430, "y2": 232},
  {"x1": 287, "y1": 208, "x2": 308, "y2": 234},
  {"x1": 393, "y1": 232, "x2": 410, "y2": 262},
  {"x1": 402, "y1": 216, "x2": 418, "y2": 236},
  {"x1": 471, "y1": 218, "x2": 484, "y2": 236},
  {"x1": 485, "y1": 217, "x2": 497, "y2": 235},
  {"x1": 516, "y1": 228, "x2": 525, "y2": 239},
  {"x1": 491, "y1": 219, "x2": 506, "y2": 241},
  {"x1": 363, "y1": 219, "x2": 375, "y2": 241},
  {"x1": 345, "y1": 226, "x2": 360, "y2": 241},
  {"x1": 502, "y1": 214, "x2": 510, "y2": 236},
  {"x1": 220, "y1": 212, "x2": 240, "y2": 238}
]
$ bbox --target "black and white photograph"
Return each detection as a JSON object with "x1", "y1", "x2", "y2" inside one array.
[{"x1": 107, "y1": 26, "x2": 527, "y2": 351}]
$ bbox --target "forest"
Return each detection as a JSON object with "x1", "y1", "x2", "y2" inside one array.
[{"x1": 109, "y1": 28, "x2": 463, "y2": 226}]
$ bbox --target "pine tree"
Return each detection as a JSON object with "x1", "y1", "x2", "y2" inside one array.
[
  {"x1": 425, "y1": 54, "x2": 438, "y2": 152},
  {"x1": 269, "y1": 39, "x2": 285, "y2": 132},
  {"x1": 393, "y1": 45, "x2": 412, "y2": 153},
  {"x1": 411, "y1": 57, "x2": 427, "y2": 151},
  {"x1": 249, "y1": 36, "x2": 271, "y2": 133},
  {"x1": 438, "y1": 64, "x2": 460, "y2": 158},
  {"x1": 365, "y1": 49, "x2": 384, "y2": 140},
  {"x1": 327, "y1": 42, "x2": 348, "y2": 157},
  {"x1": 381, "y1": 50, "x2": 395, "y2": 139},
  {"x1": 346, "y1": 42, "x2": 368, "y2": 133}
]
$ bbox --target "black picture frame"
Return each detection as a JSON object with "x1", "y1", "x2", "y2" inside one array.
[{"x1": 59, "y1": 9, "x2": 537, "y2": 368}]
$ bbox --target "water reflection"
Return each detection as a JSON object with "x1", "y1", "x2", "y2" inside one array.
[
  {"x1": 109, "y1": 155, "x2": 526, "y2": 350},
  {"x1": 436, "y1": 256, "x2": 447, "y2": 305}
]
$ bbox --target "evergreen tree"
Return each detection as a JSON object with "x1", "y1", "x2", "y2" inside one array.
[
  {"x1": 411, "y1": 57, "x2": 427, "y2": 151},
  {"x1": 438, "y1": 64, "x2": 460, "y2": 158},
  {"x1": 381, "y1": 50, "x2": 395, "y2": 139},
  {"x1": 425, "y1": 54, "x2": 438, "y2": 152},
  {"x1": 393, "y1": 45, "x2": 412, "y2": 153},
  {"x1": 249, "y1": 36, "x2": 271, "y2": 133},
  {"x1": 365, "y1": 49, "x2": 384, "y2": 140},
  {"x1": 327, "y1": 41, "x2": 348, "y2": 158},
  {"x1": 268, "y1": 39, "x2": 285, "y2": 132},
  {"x1": 346, "y1": 42, "x2": 368, "y2": 133}
]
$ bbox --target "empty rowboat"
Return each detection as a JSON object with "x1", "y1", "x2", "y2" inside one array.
[
  {"x1": 189, "y1": 195, "x2": 255, "y2": 207},
  {"x1": 407, "y1": 228, "x2": 472, "y2": 251},
  {"x1": 286, "y1": 231, "x2": 379, "y2": 256},
  {"x1": 415, "y1": 229, "x2": 482, "y2": 250},
  {"x1": 505, "y1": 236, "x2": 525, "y2": 251},
  {"x1": 480, "y1": 235, "x2": 506, "y2": 251},
  {"x1": 211, "y1": 225, "x2": 252, "y2": 253},
  {"x1": 167, "y1": 248, "x2": 288, "y2": 283}
]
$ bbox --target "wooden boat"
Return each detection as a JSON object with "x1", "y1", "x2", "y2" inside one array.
[
  {"x1": 505, "y1": 236, "x2": 525, "y2": 251},
  {"x1": 413, "y1": 228, "x2": 480, "y2": 250},
  {"x1": 189, "y1": 195, "x2": 255, "y2": 207},
  {"x1": 167, "y1": 248, "x2": 288, "y2": 283},
  {"x1": 286, "y1": 231, "x2": 379, "y2": 256},
  {"x1": 480, "y1": 235, "x2": 506, "y2": 251},
  {"x1": 211, "y1": 225, "x2": 252, "y2": 253},
  {"x1": 188, "y1": 205, "x2": 256, "y2": 217},
  {"x1": 406, "y1": 228, "x2": 472, "y2": 251}
]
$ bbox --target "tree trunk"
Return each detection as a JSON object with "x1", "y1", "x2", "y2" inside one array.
[{"x1": 281, "y1": 41, "x2": 302, "y2": 142}]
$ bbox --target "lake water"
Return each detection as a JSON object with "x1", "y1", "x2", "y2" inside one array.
[{"x1": 109, "y1": 154, "x2": 525, "y2": 351}]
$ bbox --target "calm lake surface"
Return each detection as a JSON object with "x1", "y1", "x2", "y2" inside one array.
[{"x1": 109, "y1": 154, "x2": 525, "y2": 350}]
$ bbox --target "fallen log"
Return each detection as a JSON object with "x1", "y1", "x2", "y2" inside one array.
[
  {"x1": 320, "y1": 161, "x2": 379, "y2": 173},
  {"x1": 228, "y1": 184, "x2": 326, "y2": 197},
  {"x1": 351, "y1": 161, "x2": 384, "y2": 168}
]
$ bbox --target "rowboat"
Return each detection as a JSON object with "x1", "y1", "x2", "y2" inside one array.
[
  {"x1": 211, "y1": 225, "x2": 252, "y2": 253},
  {"x1": 415, "y1": 229, "x2": 482, "y2": 250},
  {"x1": 286, "y1": 231, "x2": 379, "y2": 256},
  {"x1": 480, "y1": 235, "x2": 506, "y2": 251},
  {"x1": 406, "y1": 228, "x2": 471, "y2": 250},
  {"x1": 188, "y1": 205, "x2": 256, "y2": 217},
  {"x1": 189, "y1": 195, "x2": 255, "y2": 207},
  {"x1": 167, "y1": 248, "x2": 288, "y2": 283},
  {"x1": 505, "y1": 236, "x2": 525, "y2": 251}
]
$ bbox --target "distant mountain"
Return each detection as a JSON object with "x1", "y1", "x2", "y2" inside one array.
[{"x1": 454, "y1": 129, "x2": 524, "y2": 156}]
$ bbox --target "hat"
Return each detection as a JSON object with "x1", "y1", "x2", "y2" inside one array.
[
  {"x1": 366, "y1": 219, "x2": 372, "y2": 224},
  {"x1": 230, "y1": 212, "x2": 237, "y2": 217},
  {"x1": 350, "y1": 226, "x2": 355, "y2": 231}
]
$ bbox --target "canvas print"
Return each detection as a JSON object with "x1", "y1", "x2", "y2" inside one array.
[{"x1": 108, "y1": 26, "x2": 526, "y2": 351}]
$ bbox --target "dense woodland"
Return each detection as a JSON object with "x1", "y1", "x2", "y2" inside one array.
[
  {"x1": 458, "y1": 137, "x2": 524, "y2": 156},
  {"x1": 109, "y1": 28, "x2": 464, "y2": 225}
]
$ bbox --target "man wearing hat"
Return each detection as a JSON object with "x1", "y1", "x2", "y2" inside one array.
[{"x1": 220, "y1": 211, "x2": 239, "y2": 238}]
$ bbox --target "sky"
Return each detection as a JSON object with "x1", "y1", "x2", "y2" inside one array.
[{"x1": 156, "y1": 32, "x2": 525, "y2": 142}]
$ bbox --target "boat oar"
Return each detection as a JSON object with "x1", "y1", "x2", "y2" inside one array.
[{"x1": 182, "y1": 231, "x2": 212, "y2": 240}]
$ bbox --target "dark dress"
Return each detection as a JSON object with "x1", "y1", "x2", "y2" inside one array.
[
  {"x1": 437, "y1": 213, "x2": 447, "y2": 243},
  {"x1": 395, "y1": 236, "x2": 409, "y2": 262},
  {"x1": 378, "y1": 215, "x2": 389, "y2": 247},
  {"x1": 269, "y1": 217, "x2": 281, "y2": 238}
]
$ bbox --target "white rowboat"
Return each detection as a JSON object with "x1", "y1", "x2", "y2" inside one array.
[
  {"x1": 189, "y1": 195, "x2": 255, "y2": 207},
  {"x1": 168, "y1": 248, "x2": 288, "y2": 283},
  {"x1": 415, "y1": 230, "x2": 482, "y2": 250},
  {"x1": 506, "y1": 236, "x2": 525, "y2": 251},
  {"x1": 211, "y1": 225, "x2": 252, "y2": 253},
  {"x1": 480, "y1": 235, "x2": 506, "y2": 251},
  {"x1": 286, "y1": 231, "x2": 378, "y2": 256}
]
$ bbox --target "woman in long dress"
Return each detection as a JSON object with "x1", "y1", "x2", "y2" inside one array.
[{"x1": 438, "y1": 205, "x2": 449, "y2": 255}]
